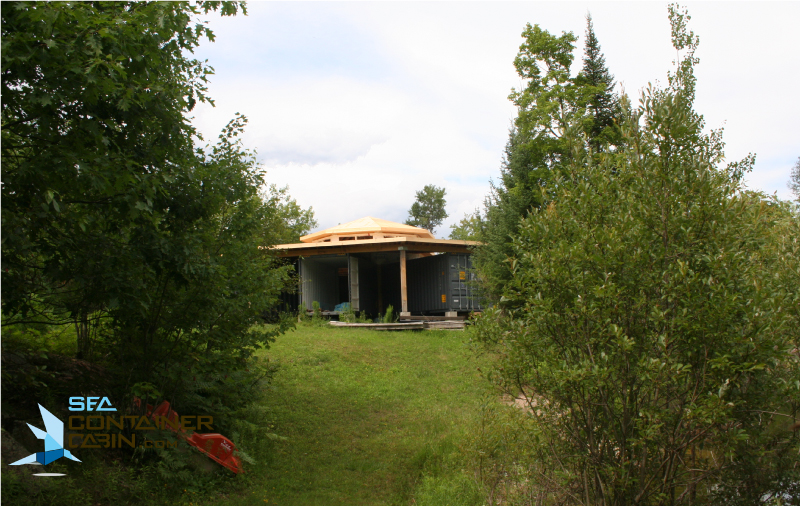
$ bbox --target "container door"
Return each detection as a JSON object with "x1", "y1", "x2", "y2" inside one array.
[
  {"x1": 466, "y1": 255, "x2": 481, "y2": 311},
  {"x1": 459, "y1": 254, "x2": 467, "y2": 310}
]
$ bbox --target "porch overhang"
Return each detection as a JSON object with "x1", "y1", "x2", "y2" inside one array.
[{"x1": 272, "y1": 236, "x2": 478, "y2": 257}]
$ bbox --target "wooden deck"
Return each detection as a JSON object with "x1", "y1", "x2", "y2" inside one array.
[
  {"x1": 420, "y1": 320, "x2": 466, "y2": 330},
  {"x1": 329, "y1": 321, "x2": 424, "y2": 331},
  {"x1": 329, "y1": 320, "x2": 466, "y2": 330}
]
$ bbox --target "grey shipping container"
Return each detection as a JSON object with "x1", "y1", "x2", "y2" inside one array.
[
  {"x1": 298, "y1": 255, "x2": 350, "y2": 311},
  {"x1": 407, "y1": 253, "x2": 483, "y2": 314}
]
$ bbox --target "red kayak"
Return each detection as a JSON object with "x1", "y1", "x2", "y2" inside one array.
[{"x1": 135, "y1": 397, "x2": 243, "y2": 474}]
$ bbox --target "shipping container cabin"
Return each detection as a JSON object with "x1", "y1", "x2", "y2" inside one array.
[{"x1": 273, "y1": 217, "x2": 482, "y2": 317}]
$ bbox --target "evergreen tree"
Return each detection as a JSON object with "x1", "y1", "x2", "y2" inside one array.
[
  {"x1": 475, "y1": 126, "x2": 554, "y2": 298},
  {"x1": 576, "y1": 14, "x2": 621, "y2": 153},
  {"x1": 473, "y1": 18, "x2": 621, "y2": 300}
]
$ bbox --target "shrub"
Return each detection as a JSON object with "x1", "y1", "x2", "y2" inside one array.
[
  {"x1": 476, "y1": 6, "x2": 800, "y2": 504},
  {"x1": 382, "y1": 305, "x2": 395, "y2": 323}
]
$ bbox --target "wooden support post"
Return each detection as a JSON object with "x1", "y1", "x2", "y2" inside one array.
[
  {"x1": 400, "y1": 248, "x2": 409, "y2": 316},
  {"x1": 349, "y1": 255, "x2": 359, "y2": 311}
]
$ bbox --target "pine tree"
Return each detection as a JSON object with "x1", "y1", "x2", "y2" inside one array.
[
  {"x1": 474, "y1": 18, "x2": 623, "y2": 300},
  {"x1": 576, "y1": 14, "x2": 621, "y2": 153}
]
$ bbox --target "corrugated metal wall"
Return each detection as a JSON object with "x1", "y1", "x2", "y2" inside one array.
[
  {"x1": 296, "y1": 252, "x2": 480, "y2": 315},
  {"x1": 407, "y1": 254, "x2": 444, "y2": 313},
  {"x1": 299, "y1": 257, "x2": 344, "y2": 311},
  {"x1": 447, "y1": 253, "x2": 482, "y2": 312},
  {"x1": 407, "y1": 253, "x2": 482, "y2": 314}
]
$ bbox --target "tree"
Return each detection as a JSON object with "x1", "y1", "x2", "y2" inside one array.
[
  {"x1": 262, "y1": 185, "x2": 318, "y2": 244},
  {"x1": 575, "y1": 14, "x2": 621, "y2": 154},
  {"x1": 789, "y1": 156, "x2": 800, "y2": 199},
  {"x1": 102, "y1": 114, "x2": 295, "y2": 423},
  {"x1": 474, "y1": 19, "x2": 622, "y2": 300},
  {"x1": 473, "y1": 26, "x2": 578, "y2": 299},
  {"x1": 449, "y1": 209, "x2": 484, "y2": 241},
  {"x1": 476, "y1": 5, "x2": 799, "y2": 503},
  {"x1": 406, "y1": 184, "x2": 448, "y2": 235},
  {"x1": 1, "y1": 1, "x2": 243, "y2": 354},
  {"x1": 1, "y1": 2, "x2": 304, "y2": 429}
]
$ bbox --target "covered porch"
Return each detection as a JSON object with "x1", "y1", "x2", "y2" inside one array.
[{"x1": 273, "y1": 217, "x2": 481, "y2": 317}]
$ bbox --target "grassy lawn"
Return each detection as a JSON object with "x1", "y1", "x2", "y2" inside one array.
[{"x1": 227, "y1": 323, "x2": 492, "y2": 506}]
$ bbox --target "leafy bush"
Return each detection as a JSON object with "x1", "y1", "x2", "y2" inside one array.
[
  {"x1": 476, "y1": 6, "x2": 800, "y2": 504},
  {"x1": 2, "y1": 0, "x2": 304, "y2": 423},
  {"x1": 1, "y1": 2, "x2": 312, "y2": 502}
]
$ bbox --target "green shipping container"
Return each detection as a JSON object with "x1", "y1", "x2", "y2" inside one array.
[{"x1": 407, "y1": 253, "x2": 482, "y2": 315}]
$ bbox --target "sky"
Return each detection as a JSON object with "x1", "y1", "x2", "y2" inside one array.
[{"x1": 190, "y1": 1, "x2": 800, "y2": 237}]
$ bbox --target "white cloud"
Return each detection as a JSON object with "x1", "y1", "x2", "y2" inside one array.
[
  {"x1": 194, "y1": 77, "x2": 399, "y2": 165},
  {"x1": 191, "y1": 1, "x2": 800, "y2": 236}
]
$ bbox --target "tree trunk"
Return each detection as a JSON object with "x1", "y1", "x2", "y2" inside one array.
[{"x1": 76, "y1": 312, "x2": 90, "y2": 360}]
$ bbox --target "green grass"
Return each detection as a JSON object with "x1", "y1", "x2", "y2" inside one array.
[
  {"x1": 226, "y1": 323, "x2": 492, "y2": 506},
  {"x1": 1, "y1": 323, "x2": 494, "y2": 506}
]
